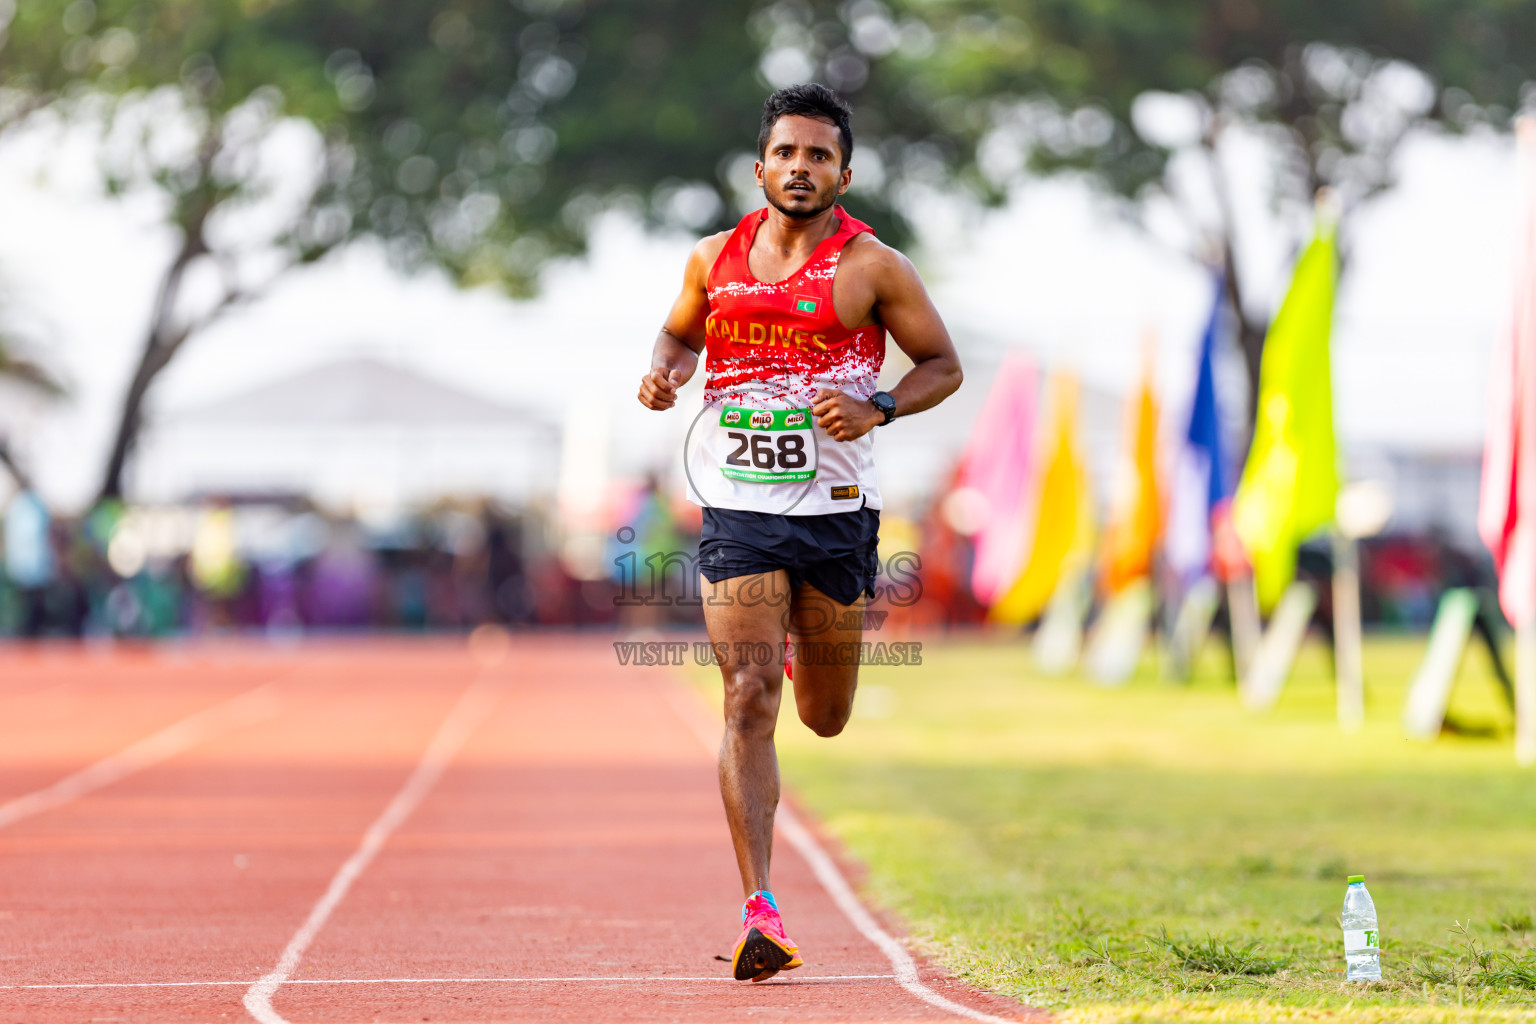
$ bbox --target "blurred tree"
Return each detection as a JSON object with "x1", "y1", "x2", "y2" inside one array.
[
  {"x1": 0, "y1": 320, "x2": 64, "y2": 491},
  {"x1": 883, "y1": 0, "x2": 1536, "y2": 431},
  {"x1": 0, "y1": 0, "x2": 950, "y2": 500},
  {"x1": 0, "y1": 276, "x2": 65, "y2": 488}
]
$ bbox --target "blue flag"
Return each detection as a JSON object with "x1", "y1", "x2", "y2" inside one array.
[{"x1": 1166, "y1": 275, "x2": 1232, "y2": 580}]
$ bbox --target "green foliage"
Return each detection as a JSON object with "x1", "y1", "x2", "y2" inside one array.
[
  {"x1": 0, "y1": 0, "x2": 952, "y2": 294},
  {"x1": 5, "y1": 0, "x2": 1533, "y2": 289},
  {"x1": 886, "y1": 0, "x2": 1536, "y2": 207}
]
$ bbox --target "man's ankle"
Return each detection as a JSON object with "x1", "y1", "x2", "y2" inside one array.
[{"x1": 745, "y1": 889, "x2": 778, "y2": 910}]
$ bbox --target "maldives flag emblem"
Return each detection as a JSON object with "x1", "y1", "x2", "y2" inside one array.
[{"x1": 794, "y1": 296, "x2": 818, "y2": 314}]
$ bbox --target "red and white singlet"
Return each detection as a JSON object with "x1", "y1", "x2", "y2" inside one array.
[{"x1": 686, "y1": 206, "x2": 885, "y2": 515}]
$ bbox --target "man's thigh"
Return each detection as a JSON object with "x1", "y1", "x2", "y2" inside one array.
[
  {"x1": 701, "y1": 571, "x2": 795, "y2": 672},
  {"x1": 787, "y1": 582, "x2": 865, "y2": 709}
]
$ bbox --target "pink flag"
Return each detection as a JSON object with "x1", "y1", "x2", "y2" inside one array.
[
  {"x1": 958, "y1": 352, "x2": 1039, "y2": 605},
  {"x1": 1479, "y1": 118, "x2": 1536, "y2": 628}
]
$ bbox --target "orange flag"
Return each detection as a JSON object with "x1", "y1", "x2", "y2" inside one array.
[{"x1": 1100, "y1": 355, "x2": 1161, "y2": 593}]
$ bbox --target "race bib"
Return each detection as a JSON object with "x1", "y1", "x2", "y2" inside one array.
[{"x1": 717, "y1": 405, "x2": 816, "y2": 483}]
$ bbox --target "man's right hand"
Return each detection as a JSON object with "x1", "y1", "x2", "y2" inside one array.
[{"x1": 638, "y1": 368, "x2": 685, "y2": 410}]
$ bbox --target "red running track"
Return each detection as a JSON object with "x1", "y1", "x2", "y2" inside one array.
[{"x1": 0, "y1": 638, "x2": 1034, "y2": 1023}]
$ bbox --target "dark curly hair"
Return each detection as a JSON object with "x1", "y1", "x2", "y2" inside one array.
[{"x1": 757, "y1": 84, "x2": 853, "y2": 170}]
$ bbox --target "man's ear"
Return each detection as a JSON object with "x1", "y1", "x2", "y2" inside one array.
[
  {"x1": 754, "y1": 160, "x2": 766, "y2": 187},
  {"x1": 838, "y1": 166, "x2": 852, "y2": 194}
]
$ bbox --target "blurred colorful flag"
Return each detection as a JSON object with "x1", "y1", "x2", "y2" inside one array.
[
  {"x1": 1232, "y1": 217, "x2": 1339, "y2": 612},
  {"x1": 990, "y1": 373, "x2": 1095, "y2": 624},
  {"x1": 1479, "y1": 118, "x2": 1536, "y2": 628},
  {"x1": 958, "y1": 352, "x2": 1039, "y2": 605},
  {"x1": 1165, "y1": 276, "x2": 1235, "y2": 582},
  {"x1": 1099, "y1": 344, "x2": 1161, "y2": 593}
]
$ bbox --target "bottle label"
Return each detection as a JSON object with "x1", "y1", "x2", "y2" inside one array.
[{"x1": 1344, "y1": 929, "x2": 1379, "y2": 952}]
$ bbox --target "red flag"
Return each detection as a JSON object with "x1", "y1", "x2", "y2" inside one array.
[{"x1": 1479, "y1": 117, "x2": 1536, "y2": 628}]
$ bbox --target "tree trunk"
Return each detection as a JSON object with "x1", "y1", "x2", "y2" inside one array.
[
  {"x1": 96, "y1": 235, "x2": 203, "y2": 503},
  {"x1": 1205, "y1": 119, "x2": 1266, "y2": 464},
  {"x1": 96, "y1": 337, "x2": 178, "y2": 502}
]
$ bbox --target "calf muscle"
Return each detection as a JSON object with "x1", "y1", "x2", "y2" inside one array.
[{"x1": 703, "y1": 572, "x2": 868, "y2": 895}]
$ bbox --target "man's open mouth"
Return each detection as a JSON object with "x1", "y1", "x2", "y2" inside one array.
[{"x1": 785, "y1": 181, "x2": 813, "y2": 193}]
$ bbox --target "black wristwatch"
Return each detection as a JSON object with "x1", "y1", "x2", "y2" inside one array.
[{"x1": 871, "y1": 391, "x2": 897, "y2": 425}]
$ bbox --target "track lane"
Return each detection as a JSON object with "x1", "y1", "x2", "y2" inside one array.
[
  {"x1": 0, "y1": 646, "x2": 296, "y2": 802},
  {"x1": 277, "y1": 641, "x2": 1027, "y2": 1023},
  {"x1": 0, "y1": 640, "x2": 1031, "y2": 1023},
  {"x1": 0, "y1": 644, "x2": 486, "y2": 1023}
]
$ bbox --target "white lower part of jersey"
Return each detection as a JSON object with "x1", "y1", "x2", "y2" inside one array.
[{"x1": 686, "y1": 397, "x2": 882, "y2": 516}]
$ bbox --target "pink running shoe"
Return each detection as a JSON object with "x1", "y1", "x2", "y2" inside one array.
[{"x1": 730, "y1": 891, "x2": 803, "y2": 981}]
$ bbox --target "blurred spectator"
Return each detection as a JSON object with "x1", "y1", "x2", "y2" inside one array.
[{"x1": 4, "y1": 490, "x2": 53, "y2": 636}]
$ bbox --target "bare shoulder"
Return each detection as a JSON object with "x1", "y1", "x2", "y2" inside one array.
[
  {"x1": 689, "y1": 229, "x2": 733, "y2": 271},
  {"x1": 843, "y1": 232, "x2": 922, "y2": 286},
  {"x1": 847, "y1": 231, "x2": 915, "y2": 277}
]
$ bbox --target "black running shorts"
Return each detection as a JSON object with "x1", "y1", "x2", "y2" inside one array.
[{"x1": 699, "y1": 506, "x2": 881, "y2": 607}]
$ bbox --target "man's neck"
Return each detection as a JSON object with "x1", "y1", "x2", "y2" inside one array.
[{"x1": 758, "y1": 203, "x2": 841, "y2": 257}]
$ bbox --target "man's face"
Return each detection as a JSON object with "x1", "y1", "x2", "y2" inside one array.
[{"x1": 756, "y1": 115, "x2": 851, "y2": 220}]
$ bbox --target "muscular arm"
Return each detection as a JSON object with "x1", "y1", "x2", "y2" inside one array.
[
  {"x1": 869, "y1": 247, "x2": 963, "y2": 417},
  {"x1": 812, "y1": 243, "x2": 963, "y2": 440},
  {"x1": 638, "y1": 235, "x2": 723, "y2": 411}
]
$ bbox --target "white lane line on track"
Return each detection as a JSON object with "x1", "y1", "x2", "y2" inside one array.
[
  {"x1": 0, "y1": 683, "x2": 284, "y2": 831},
  {"x1": 243, "y1": 676, "x2": 502, "y2": 1024},
  {"x1": 8, "y1": 974, "x2": 897, "y2": 990},
  {"x1": 662, "y1": 681, "x2": 1014, "y2": 1024}
]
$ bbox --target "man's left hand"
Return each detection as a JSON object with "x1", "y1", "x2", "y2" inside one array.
[{"x1": 812, "y1": 389, "x2": 881, "y2": 442}]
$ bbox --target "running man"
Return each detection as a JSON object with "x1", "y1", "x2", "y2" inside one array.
[{"x1": 637, "y1": 84, "x2": 962, "y2": 981}]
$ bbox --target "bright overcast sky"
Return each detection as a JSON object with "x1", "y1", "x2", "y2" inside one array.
[{"x1": 0, "y1": 119, "x2": 1514, "y2": 512}]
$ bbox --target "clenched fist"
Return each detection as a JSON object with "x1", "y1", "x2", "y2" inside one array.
[
  {"x1": 638, "y1": 368, "x2": 685, "y2": 410},
  {"x1": 812, "y1": 389, "x2": 881, "y2": 442}
]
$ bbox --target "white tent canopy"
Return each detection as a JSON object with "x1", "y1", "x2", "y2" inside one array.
[{"x1": 135, "y1": 357, "x2": 557, "y2": 511}]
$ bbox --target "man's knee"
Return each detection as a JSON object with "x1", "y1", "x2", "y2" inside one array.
[
  {"x1": 797, "y1": 695, "x2": 852, "y2": 738},
  {"x1": 722, "y1": 667, "x2": 779, "y2": 737}
]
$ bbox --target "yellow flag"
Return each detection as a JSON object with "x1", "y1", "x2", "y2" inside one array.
[
  {"x1": 991, "y1": 373, "x2": 1095, "y2": 624},
  {"x1": 1232, "y1": 221, "x2": 1339, "y2": 611},
  {"x1": 1100, "y1": 353, "x2": 1161, "y2": 594}
]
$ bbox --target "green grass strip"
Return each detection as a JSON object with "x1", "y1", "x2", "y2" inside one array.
[{"x1": 689, "y1": 635, "x2": 1536, "y2": 1020}]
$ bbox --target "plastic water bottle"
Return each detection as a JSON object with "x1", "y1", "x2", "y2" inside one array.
[{"x1": 1342, "y1": 874, "x2": 1381, "y2": 980}]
